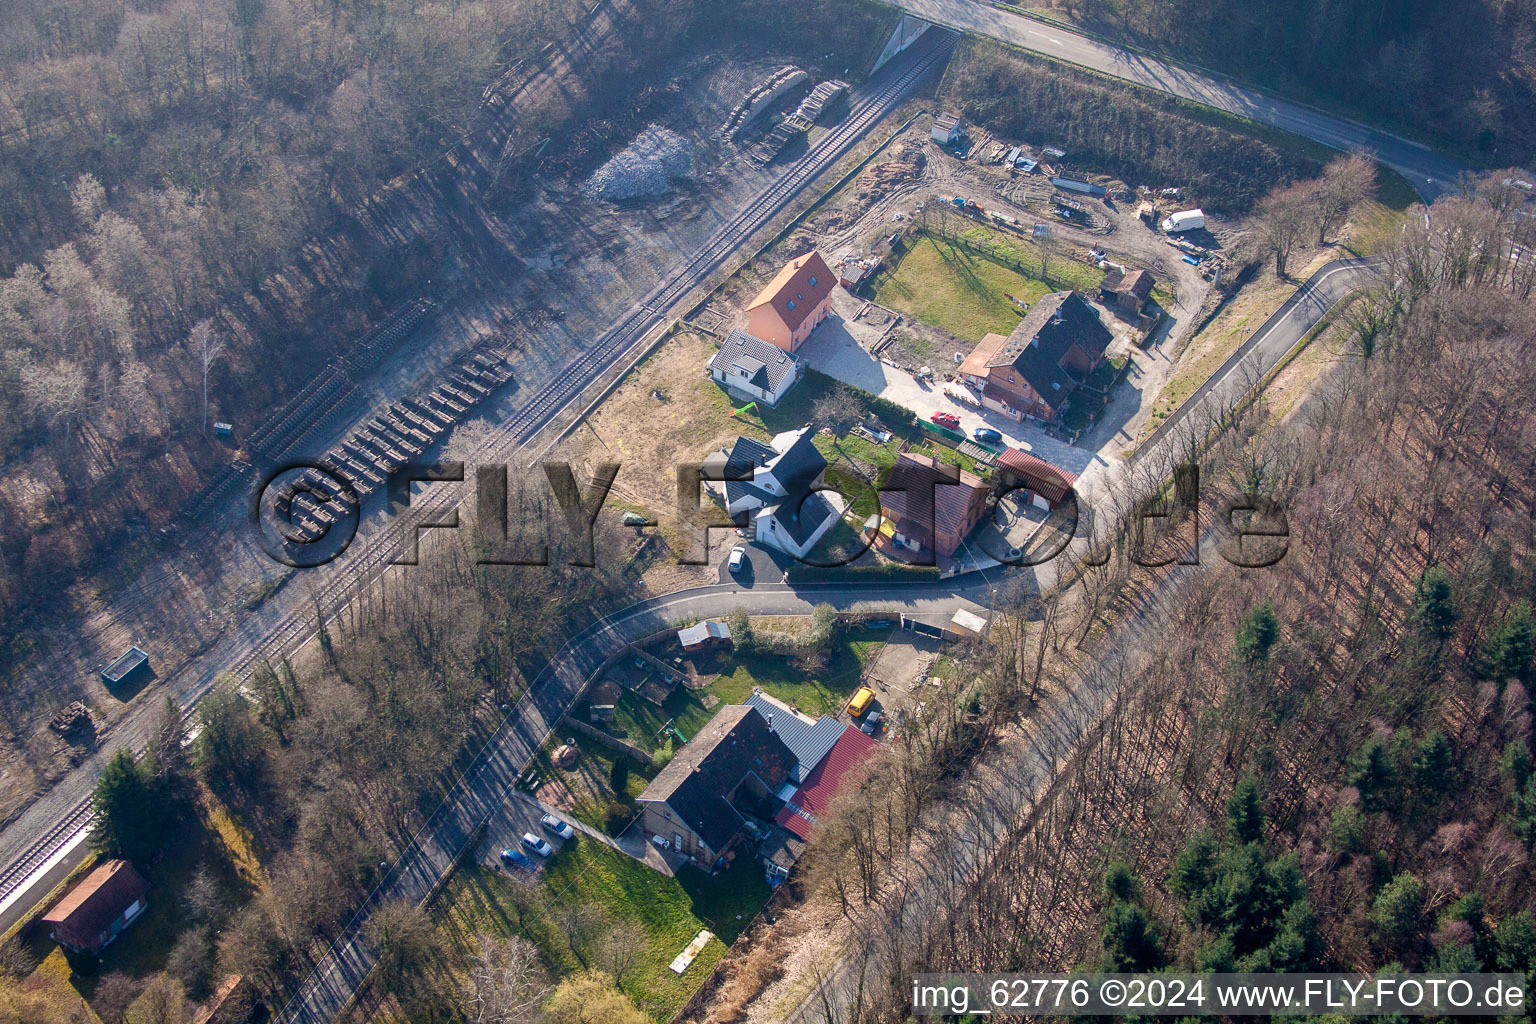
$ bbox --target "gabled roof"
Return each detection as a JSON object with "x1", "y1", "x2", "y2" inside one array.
[
  {"x1": 774, "y1": 725, "x2": 879, "y2": 839},
  {"x1": 710, "y1": 329, "x2": 801, "y2": 393},
  {"x1": 879, "y1": 453, "x2": 989, "y2": 545},
  {"x1": 744, "y1": 691, "x2": 845, "y2": 782},
  {"x1": 759, "y1": 490, "x2": 839, "y2": 548},
  {"x1": 700, "y1": 435, "x2": 774, "y2": 481},
  {"x1": 639, "y1": 706, "x2": 796, "y2": 854},
  {"x1": 997, "y1": 448, "x2": 1077, "y2": 504},
  {"x1": 986, "y1": 292, "x2": 1113, "y2": 400},
  {"x1": 766, "y1": 427, "x2": 826, "y2": 491},
  {"x1": 747, "y1": 252, "x2": 835, "y2": 334},
  {"x1": 678, "y1": 620, "x2": 732, "y2": 648},
  {"x1": 42, "y1": 860, "x2": 149, "y2": 949},
  {"x1": 1101, "y1": 267, "x2": 1155, "y2": 303}
]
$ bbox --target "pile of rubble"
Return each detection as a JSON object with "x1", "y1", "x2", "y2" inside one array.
[
  {"x1": 49, "y1": 701, "x2": 92, "y2": 735},
  {"x1": 583, "y1": 125, "x2": 693, "y2": 201}
]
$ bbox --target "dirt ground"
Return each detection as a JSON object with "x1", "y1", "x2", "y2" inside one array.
[
  {"x1": 0, "y1": 33, "x2": 902, "y2": 832},
  {"x1": 859, "y1": 628, "x2": 944, "y2": 731}
]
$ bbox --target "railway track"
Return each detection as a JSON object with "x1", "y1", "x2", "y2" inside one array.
[{"x1": 0, "y1": 26, "x2": 955, "y2": 958}]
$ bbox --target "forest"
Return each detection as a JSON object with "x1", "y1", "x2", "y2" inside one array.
[
  {"x1": 40, "y1": 507, "x2": 639, "y2": 1023},
  {"x1": 1043, "y1": 0, "x2": 1536, "y2": 165},
  {"x1": 693, "y1": 172, "x2": 1536, "y2": 1020},
  {"x1": 0, "y1": 0, "x2": 891, "y2": 658}
]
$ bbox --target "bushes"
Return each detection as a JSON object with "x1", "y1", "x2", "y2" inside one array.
[
  {"x1": 940, "y1": 40, "x2": 1319, "y2": 212},
  {"x1": 604, "y1": 803, "x2": 634, "y2": 835}
]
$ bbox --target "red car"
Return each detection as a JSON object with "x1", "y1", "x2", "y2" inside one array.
[{"x1": 930, "y1": 411, "x2": 960, "y2": 429}]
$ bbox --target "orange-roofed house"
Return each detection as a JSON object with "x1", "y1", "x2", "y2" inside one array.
[{"x1": 745, "y1": 251, "x2": 835, "y2": 352}]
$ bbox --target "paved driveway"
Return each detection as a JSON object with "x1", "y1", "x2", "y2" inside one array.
[
  {"x1": 484, "y1": 789, "x2": 678, "y2": 876},
  {"x1": 797, "y1": 315, "x2": 1115, "y2": 485}
]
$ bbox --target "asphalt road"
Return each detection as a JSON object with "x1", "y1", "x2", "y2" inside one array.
[
  {"x1": 275, "y1": 580, "x2": 996, "y2": 1024},
  {"x1": 270, "y1": 36, "x2": 966, "y2": 1024},
  {"x1": 0, "y1": 27, "x2": 958, "y2": 942},
  {"x1": 896, "y1": 0, "x2": 1470, "y2": 200},
  {"x1": 776, "y1": 268, "x2": 1384, "y2": 1023},
  {"x1": 1137, "y1": 256, "x2": 1381, "y2": 457},
  {"x1": 279, "y1": 249, "x2": 1377, "y2": 1024}
]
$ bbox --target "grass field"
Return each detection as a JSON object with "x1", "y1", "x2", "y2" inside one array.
[
  {"x1": 435, "y1": 843, "x2": 770, "y2": 1020},
  {"x1": 710, "y1": 625, "x2": 892, "y2": 714},
  {"x1": 871, "y1": 229, "x2": 1104, "y2": 342},
  {"x1": 872, "y1": 235, "x2": 1037, "y2": 341}
]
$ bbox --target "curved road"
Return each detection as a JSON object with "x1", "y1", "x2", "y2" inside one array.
[
  {"x1": 0, "y1": 25, "x2": 958, "y2": 942},
  {"x1": 1137, "y1": 256, "x2": 1380, "y2": 457},
  {"x1": 275, "y1": 578, "x2": 997, "y2": 1023},
  {"x1": 279, "y1": 254, "x2": 1380, "y2": 1022},
  {"x1": 776, "y1": 259, "x2": 1384, "y2": 1024},
  {"x1": 897, "y1": 0, "x2": 1470, "y2": 200}
]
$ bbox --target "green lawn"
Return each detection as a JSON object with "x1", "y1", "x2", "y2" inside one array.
[
  {"x1": 872, "y1": 229, "x2": 1104, "y2": 342},
  {"x1": 436, "y1": 844, "x2": 770, "y2": 1020},
  {"x1": 710, "y1": 625, "x2": 892, "y2": 715},
  {"x1": 873, "y1": 234, "x2": 1035, "y2": 342},
  {"x1": 531, "y1": 729, "x2": 655, "y2": 834},
  {"x1": 609, "y1": 686, "x2": 716, "y2": 755}
]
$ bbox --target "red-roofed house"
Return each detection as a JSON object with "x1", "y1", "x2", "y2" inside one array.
[
  {"x1": 997, "y1": 448, "x2": 1077, "y2": 510},
  {"x1": 774, "y1": 725, "x2": 879, "y2": 841},
  {"x1": 41, "y1": 859, "x2": 150, "y2": 955},
  {"x1": 870, "y1": 453, "x2": 990, "y2": 562},
  {"x1": 745, "y1": 251, "x2": 835, "y2": 353}
]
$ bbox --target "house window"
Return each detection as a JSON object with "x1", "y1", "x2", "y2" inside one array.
[
  {"x1": 787, "y1": 300, "x2": 796, "y2": 310},
  {"x1": 796, "y1": 292, "x2": 803, "y2": 300},
  {"x1": 809, "y1": 276, "x2": 817, "y2": 286}
]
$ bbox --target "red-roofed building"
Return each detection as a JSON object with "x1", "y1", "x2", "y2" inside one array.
[
  {"x1": 870, "y1": 452, "x2": 990, "y2": 562},
  {"x1": 773, "y1": 725, "x2": 879, "y2": 840},
  {"x1": 41, "y1": 859, "x2": 150, "y2": 955},
  {"x1": 745, "y1": 251, "x2": 835, "y2": 352},
  {"x1": 997, "y1": 448, "x2": 1077, "y2": 510}
]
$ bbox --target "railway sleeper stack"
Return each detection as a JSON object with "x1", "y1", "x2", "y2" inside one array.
[{"x1": 305, "y1": 348, "x2": 514, "y2": 503}]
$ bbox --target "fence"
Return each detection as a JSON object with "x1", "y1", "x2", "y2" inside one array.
[{"x1": 559, "y1": 716, "x2": 653, "y2": 766}]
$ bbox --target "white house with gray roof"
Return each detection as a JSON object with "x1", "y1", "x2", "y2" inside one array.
[
  {"x1": 700, "y1": 426, "x2": 846, "y2": 560},
  {"x1": 708, "y1": 329, "x2": 803, "y2": 407}
]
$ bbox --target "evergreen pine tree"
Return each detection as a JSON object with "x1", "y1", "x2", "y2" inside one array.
[
  {"x1": 90, "y1": 750, "x2": 165, "y2": 863},
  {"x1": 1227, "y1": 775, "x2": 1266, "y2": 843}
]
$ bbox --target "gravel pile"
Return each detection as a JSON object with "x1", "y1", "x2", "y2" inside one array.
[{"x1": 583, "y1": 125, "x2": 693, "y2": 201}]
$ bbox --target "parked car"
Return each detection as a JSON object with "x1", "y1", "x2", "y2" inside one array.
[
  {"x1": 728, "y1": 547, "x2": 746, "y2": 573},
  {"x1": 499, "y1": 848, "x2": 536, "y2": 870},
  {"x1": 846, "y1": 686, "x2": 876, "y2": 717},
  {"x1": 972, "y1": 427, "x2": 1003, "y2": 444},
  {"x1": 860, "y1": 710, "x2": 883, "y2": 736},
  {"x1": 540, "y1": 813, "x2": 575, "y2": 840},
  {"x1": 521, "y1": 832, "x2": 554, "y2": 857},
  {"x1": 930, "y1": 411, "x2": 960, "y2": 429}
]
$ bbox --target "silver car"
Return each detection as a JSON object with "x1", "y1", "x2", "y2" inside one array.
[{"x1": 540, "y1": 813, "x2": 575, "y2": 840}]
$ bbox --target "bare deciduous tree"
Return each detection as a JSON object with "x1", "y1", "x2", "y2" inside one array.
[
  {"x1": 464, "y1": 934, "x2": 549, "y2": 1024},
  {"x1": 1313, "y1": 152, "x2": 1377, "y2": 244},
  {"x1": 189, "y1": 318, "x2": 223, "y2": 434},
  {"x1": 1253, "y1": 181, "x2": 1315, "y2": 278}
]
